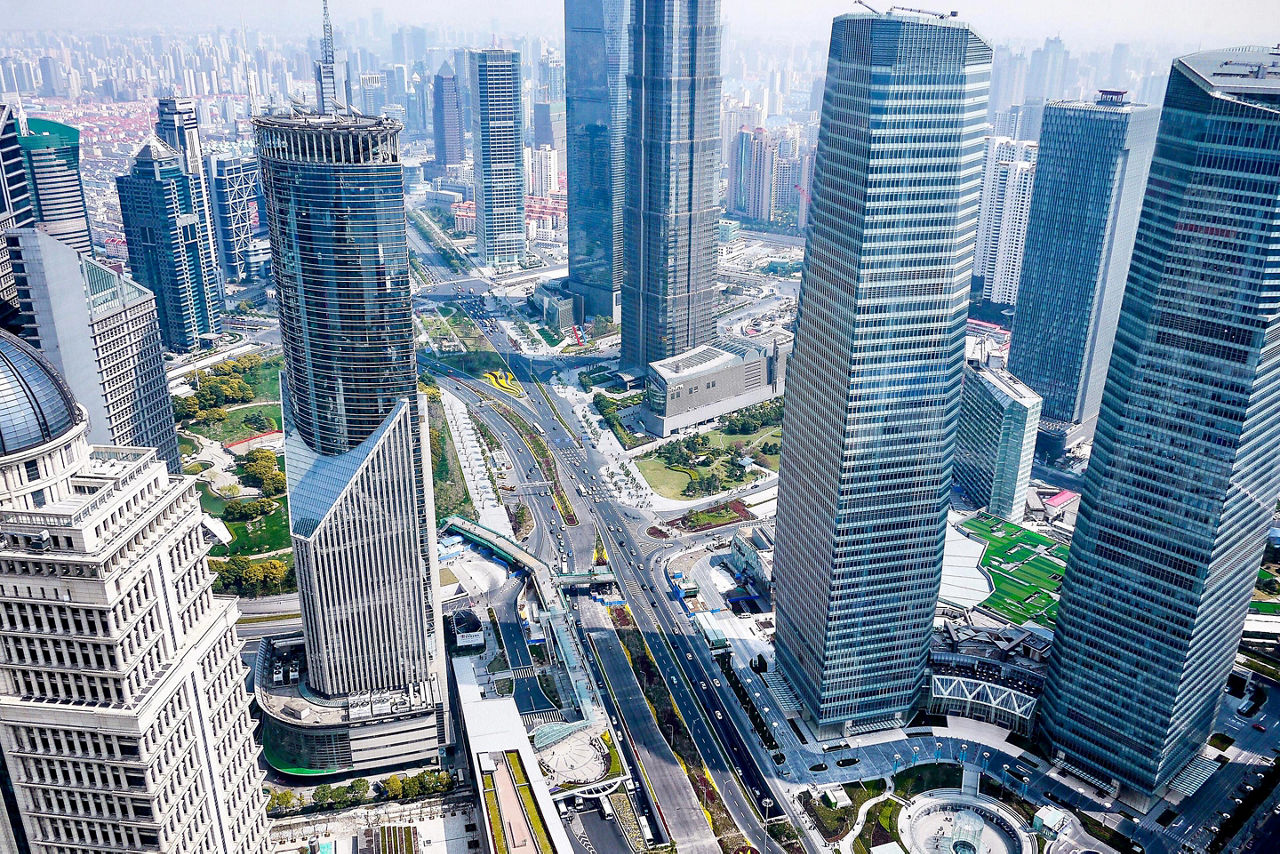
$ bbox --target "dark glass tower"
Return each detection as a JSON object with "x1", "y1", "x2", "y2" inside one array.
[
  {"x1": 772, "y1": 13, "x2": 990, "y2": 735},
  {"x1": 1039, "y1": 47, "x2": 1280, "y2": 798},
  {"x1": 0, "y1": 103, "x2": 34, "y2": 334},
  {"x1": 620, "y1": 0, "x2": 721, "y2": 371},
  {"x1": 17, "y1": 118, "x2": 92, "y2": 255},
  {"x1": 117, "y1": 138, "x2": 222, "y2": 352},
  {"x1": 564, "y1": 0, "x2": 629, "y2": 323},
  {"x1": 431, "y1": 61, "x2": 465, "y2": 169},
  {"x1": 1006, "y1": 92, "x2": 1158, "y2": 451}
]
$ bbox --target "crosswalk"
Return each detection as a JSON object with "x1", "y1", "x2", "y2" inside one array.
[{"x1": 521, "y1": 710, "x2": 566, "y2": 727}]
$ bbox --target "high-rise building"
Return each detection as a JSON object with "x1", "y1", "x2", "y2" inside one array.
[
  {"x1": 313, "y1": 0, "x2": 351, "y2": 114},
  {"x1": 990, "y1": 46, "x2": 1028, "y2": 118},
  {"x1": 526, "y1": 144, "x2": 559, "y2": 198},
  {"x1": 620, "y1": 0, "x2": 722, "y2": 373},
  {"x1": 772, "y1": 12, "x2": 989, "y2": 736},
  {"x1": 0, "y1": 330, "x2": 269, "y2": 853},
  {"x1": 564, "y1": 0, "x2": 630, "y2": 323},
  {"x1": 974, "y1": 137, "x2": 1036, "y2": 305},
  {"x1": 16, "y1": 118, "x2": 93, "y2": 255},
  {"x1": 470, "y1": 49, "x2": 526, "y2": 269},
  {"x1": 432, "y1": 61, "x2": 465, "y2": 170},
  {"x1": 1026, "y1": 36, "x2": 1068, "y2": 103},
  {"x1": 532, "y1": 100, "x2": 567, "y2": 152},
  {"x1": 0, "y1": 104, "x2": 34, "y2": 333},
  {"x1": 206, "y1": 153, "x2": 263, "y2": 284},
  {"x1": 253, "y1": 110, "x2": 447, "y2": 773},
  {"x1": 727, "y1": 126, "x2": 776, "y2": 223},
  {"x1": 954, "y1": 354, "x2": 1041, "y2": 524},
  {"x1": 117, "y1": 138, "x2": 222, "y2": 352},
  {"x1": 6, "y1": 227, "x2": 181, "y2": 473},
  {"x1": 154, "y1": 98, "x2": 219, "y2": 295},
  {"x1": 540, "y1": 53, "x2": 567, "y2": 102},
  {"x1": 360, "y1": 72, "x2": 387, "y2": 115},
  {"x1": 1006, "y1": 91, "x2": 1157, "y2": 454},
  {"x1": 1038, "y1": 47, "x2": 1280, "y2": 800}
]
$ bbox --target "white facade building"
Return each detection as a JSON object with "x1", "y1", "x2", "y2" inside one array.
[
  {"x1": 975, "y1": 137, "x2": 1037, "y2": 305},
  {"x1": 0, "y1": 331, "x2": 268, "y2": 853},
  {"x1": 526, "y1": 144, "x2": 559, "y2": 199}
]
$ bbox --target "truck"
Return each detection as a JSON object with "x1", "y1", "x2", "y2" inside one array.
[
  {"x1": 639, "y1": 815, "x2": 655, "y2": 845},
  {"x1": 599, "y1": 798, "x2": 614, "y2": 821}
]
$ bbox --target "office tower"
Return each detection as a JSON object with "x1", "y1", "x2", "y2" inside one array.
[
  {"x1": 772, "y1": 12, "x2": 989, "y2": 735},
  {"x1": 254, "y1": 110, "x2": 447, "y2": 772},
  {"x1": 727, "y1": 126, "x2": 776, "y2": 222},
  {"x1": 360, "y1": 72, "x2": 387, "y2": 115},
  {"x1": 1039, "y1": 47, "x2": 1280, "y2": 799},
  {"x1": 620, "y1": 0, "x2": 722, "y2": 373},
  {"x1": 0, "y1": 331, "x2": 269, "y2": 853},
  {"x1": 154, "y1": 98, "x2": 221, "y2": 303},
  {"x1": 954, "y1": 354, "x2": 1041, "y2": 523},
  {"x1": 990, "y1": 46, "x2": 1027, "y2": 118},
  {"x1": 36, "y1": 56, "x2": 63, "y2": 98},
  {"x1": 117, "y1": 138, "x2": 222, "y2": 352},
  {"x1": 0, "y1": 104, "x2": 33, "y2": 333},
  {"x1": 974, "y1": 137, "x2": 1036, "y2": 305},
  {"x1": 16, "y1": 118, "x2": 93, "y2": 255},
  {"x1": 1007, "y1": 91, "x2": 1157, "y2": 453},
  {"x1": 720, "y1": 99, "x2": 764, "y2": 167},
  {"x1": 1026, "y1": 36, "x2": 1068, "y2": 102},
  {"x1": 408, "y1": 69, "x2": 430, "y2": 137},
  {"x1": 206, "y1": 153, "x2": 261, "y2": 283},
  {"x1": 432, "y1": 61, "x2": 465, "y2": 169},
  {"x1": 533, "y1": 100, "x2": 567, "y2": 152},
  {"x1": 564, "y1": 0, "x2": 629, "y2": 324},
  {"x1": 314, "y1": 0, "x2": 351, "y2": 114},
  {"x1": 7, "y1": 227, "x2": 181, "y2": 473},
  {"x1": 470, "y1": 49, "x2": 526, "y2": 268},
  {"x1": 540, "y1": 53, "x2": 567, "y2": 102},
  {"x1": 527, "y1": 144, "x2": 559, "y2": 198}
]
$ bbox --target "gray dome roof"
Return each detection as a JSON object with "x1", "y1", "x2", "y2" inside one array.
[{"x1": 0, "y1": 331, "x2": 79, "y2": 456}]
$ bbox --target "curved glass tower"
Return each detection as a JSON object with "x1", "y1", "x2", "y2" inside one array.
[
  {"x1": 18, "y1": 118, "x2": 92, "y2": 255},
  {"x1": 1039, "y1": 46, "x2": 1280, "y2": 799},
  {"x1": 772, "y1": 12, "x2": 990, "y2": 735}
]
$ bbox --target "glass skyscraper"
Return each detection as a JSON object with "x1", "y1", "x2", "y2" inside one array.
[
  {"x1": 431, "y1": 61, "x2": 465, "y2": 169},
  {"x1": 469, "y1": 49, "x2": 526, "y2": 269},
  {"x1": 17, "y1": 118, "x2": 93, "y2": 255},
  {"x1": 117, "y1": 138, "x2": 222, "y2": 352},
  {"x1": 620, "y1": 0, "x2": 721, "y2": 372},
  {"x1": 1039, "y1": 47, "x2": 1280, "y2": 798},
  {"x1": 772, "y1": 12, "x2": 990, "y2": 735},
  {"x1": 564, "y1": 0, "x2": 629, "y2": 323},
  {"x1": 1006, "y1": 92, "x2": 1158, "y2": 452},
  {"x1": 954, "y1": 356, "x2": 1041, "y2": 524}
]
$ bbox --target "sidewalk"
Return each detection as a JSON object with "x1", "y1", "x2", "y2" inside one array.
[{"x1": 439, "y1": 386, "x2": 514, "y2": 538}]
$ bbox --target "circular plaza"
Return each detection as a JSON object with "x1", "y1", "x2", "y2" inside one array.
[{"x1": 897, "y1": 789, "x2": 1037, "y2": 854}]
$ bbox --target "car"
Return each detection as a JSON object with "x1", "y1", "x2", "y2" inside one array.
[
  {"x1": 713, "y1": 679, "x2": 721, "y2": 687},
  {"x1": 686, "y1": 653, "x2": 693, "y2": 660},
  {"x1": 700, "y1": 681, "x2": 707, "y2": 689},
  {"x1": 1253, "y1": 723, "x2": 1267, "y2": 732},
  {"x1": 715, "y1": 710, "x2": 723, "y2": 720}
]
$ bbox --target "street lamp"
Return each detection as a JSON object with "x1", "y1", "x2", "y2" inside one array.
[
  {"x1": 912, "y1": 745, "x2": 920, "y2": 765},
  {"x1": 1002, "y1": 764, "x2": 1010, "y2": 791},
  {"x1": 981, "y1": 751, "x2": 990, "y2": 773}
]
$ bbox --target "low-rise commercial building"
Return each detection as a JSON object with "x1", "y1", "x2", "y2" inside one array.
[
  {"x1": 643, "y1": 331, "x2": 791, "y2": 437},
  {"x1": 728, "y1": 523, "x2": 775, "y2": 593}
]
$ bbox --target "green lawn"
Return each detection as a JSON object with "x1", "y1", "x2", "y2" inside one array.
[
  {"x1": 238, "y1": 354, "x2": 284, "y2": 402},
  {"x1": 635, "y1": 456, "x2": 693, "y2": 499},
  {"x1": 702, "y1": 424, "x2": 782, "y2": 471},
  {"x1": 186, "y1": 403, "x2": 282, "y2": 445},
  {"x1": 962, "y1": 513, "x2": 1066, "y2": 628},
  {"x1": 1250, "y1": 601, "x2": 1280, "y2": 615},
  {"x1": 178, "y1": 434, "x2": 199, "y2": 457},
  {"x1": 209, "y1": 497, "x2": 291, "y2": 557}
]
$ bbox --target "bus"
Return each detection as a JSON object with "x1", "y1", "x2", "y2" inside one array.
[
  {"x1": 599, "y1": 798, "x2": 614, "y2": 821},
  {"x1": 639, "y1": 816, "x2": 654, "y2": 845}
]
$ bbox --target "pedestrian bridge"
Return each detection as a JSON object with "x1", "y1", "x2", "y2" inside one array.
[{"x1": 440, "y1": 515, "x2": 614, "y2": 587}]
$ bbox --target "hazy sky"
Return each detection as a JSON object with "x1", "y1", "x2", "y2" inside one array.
[{"x1": 7, "y1": 0, "x2": 1275, "y2": 51}]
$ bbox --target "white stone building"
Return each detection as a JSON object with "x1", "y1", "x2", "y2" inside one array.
[
  {"x1": 975, "y1": 137, "x2": 1037, "y2": 305},
  {"x1": 0, "y1": 331, "x2": 268, "y2": 853}
]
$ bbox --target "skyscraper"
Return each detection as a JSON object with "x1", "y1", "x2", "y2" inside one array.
[
  {"x1": 254, "y1": 110, "x2": 447, "y2": 772},
  {"x1": 564, "y1": 0, "x2": 630, "y2": 324},
  {"x1": 16, "y1": 118, "x2": 93, "y2": 255},
  {"x1": 1039, "y1": 47, "x2": 1280, "y2": 799},
  {"x1": 0, "y1": 104, "x2": 34, "y2": 333},
  {"x1": 470, "y1": 49, "x2": 526, "y2": 269},
  {"x1": 532, "y1": 100, "x2": 567, "y2": 152},
  {"x1": 117, "y1": 138, "x2": 222, "y2": 352},
  {"x1": 973, "y1": 137, "x2": 1036, "y2": 305},
  {"x1": 954, "y1": 354, "x2": 1041, "y2": 524},
  {"x1": 206, "y1": 153, "x2": 263, "y2": 284},
  {"x1": 7, "y1": 227, "x2": 181, "y2": 473},
  {"x1": 313, "y1": 0, "x2": 351, "y2": 114},
  {"x1": 772, "y1": 12, "x2": 989, "y2": 735},
  {"x1": 154, "y1": 97, "x2": 221, "y2": 301},
  {"x1": 620, "y1": 0, "x2": 722, "y2": 372},
  {"x1": 727, "y1": 126, "x2": 776, "y2": 223},
  {"x1": 0, "y1": 331, "x2": 269, "y2": 853},
  {"x1": 1007, "y1": 91, "x2": 1157, "y2": 454},
  {"x1": 431, "y1": 61, "x2": 465, "y2": 170}
]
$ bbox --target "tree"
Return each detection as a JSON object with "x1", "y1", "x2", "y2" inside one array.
[
  {"x1": 350, "y1": 777, "x2": 370, "y2": 802},
  {"x1": 201, "y1": 407, "x2": 227, "y2": 424},
  {"x1": 261, "y1": 470, "x2": 287, "y2": 496},
  {"x1": 242, "y1": 561, "x2": 266, "y2": 595},
  {"x1": 329, "y1": 785, "x2": 351, "y2": 808},
  {"x1": 173, "y1": 396, "x2": 199, "y2": 422},
  {"x1": 311, "y1": 783, "x2": 333, "y2": 806},
  {"x1": 402, "y1": 774, "x2": 422, "y2": 799},
  {"x1": 383, "y1": 774, "x2": 403, "y2": 799},
  {"x1": 260, "y1": 560, "x2": 288, "y2": 591}
]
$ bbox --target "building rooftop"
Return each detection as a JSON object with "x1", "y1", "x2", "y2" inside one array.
[
  {"x1": 1178, "y1": 45, "x2": 1280, "y2": 104},
  {"x1": 0, "y1": 331, "x2": 80, "y2": 458}
]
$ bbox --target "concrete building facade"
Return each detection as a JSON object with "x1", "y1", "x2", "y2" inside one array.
[
  {"x1": 974, "y1": 137, "x2": 1036, "y2": 305},
  {"x1": 954, "y1": 355, "x2": 1041, "y2": 523}
]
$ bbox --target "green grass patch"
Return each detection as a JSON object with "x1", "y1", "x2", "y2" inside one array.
[
  {"x1": 1209, "y1": 732, "x2": 1235, "y2": 751},
  {"x1": 635, "y1": 456, "x2": 693, "y2": 499},
  {"x1": 209, "y1": 497, "x2": 291, "y2": 556},
  {"x1": 178, "y1": 434, "x2": 198, "y2": 457},
  {"x1": 186, "y1": 403, "x2": 282, "y2": 445},
  {"x1": 963, "y1": 512, "x2": 1065, "y2": 627},
  {"x1": 1250, "y1": 601, "x2": 1280, "y2": 614}
]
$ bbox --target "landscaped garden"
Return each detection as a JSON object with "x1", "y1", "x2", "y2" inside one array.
[
  {"x1": 174, "y1": 353, "x2": 285, "y2": 446},
  {"x1": 430, "y1": 302, "x2": 510, "y2": 378},
  {"x1": 961, "y1": 513, "x2": 1067, "y2": 628},
  {"x1": 636, "y1": 399, "x2": 782, "y2": 499}
]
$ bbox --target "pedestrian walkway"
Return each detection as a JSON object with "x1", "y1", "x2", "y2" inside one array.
[{"x1": 439, "y1": 386, "x2": 513, "y2": 537}]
